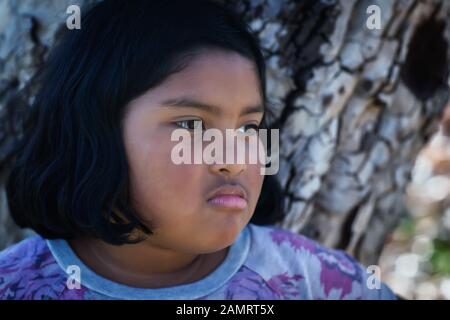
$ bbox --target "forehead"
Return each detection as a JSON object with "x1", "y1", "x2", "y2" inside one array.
[
  {"x1": 172, "y1": 50, "x2": 261, "y2": 91},
  {"x1": 134, "y1": 50, "x2": 263, "y2": 112}
]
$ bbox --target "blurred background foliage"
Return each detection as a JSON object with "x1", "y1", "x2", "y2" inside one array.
[{"x1": 379, "y1": 105, "x2": 450, "y2": 299}]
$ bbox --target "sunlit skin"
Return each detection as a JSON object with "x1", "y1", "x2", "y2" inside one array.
[{"x1": 69, "y1": 49, "x2": 266, "y2": 288}]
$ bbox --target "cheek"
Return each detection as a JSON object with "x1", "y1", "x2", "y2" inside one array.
[
  {"x1": 246, "y1": 163, "x2": 264, "y2": 207},
  {"x1": 126, "y1": 133, "x2": 205, "y2": 224}
]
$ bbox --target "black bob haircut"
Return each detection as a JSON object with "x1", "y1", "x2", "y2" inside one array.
[{"x1": 6, "y1": 0, "x2": 285, "y2": 245}]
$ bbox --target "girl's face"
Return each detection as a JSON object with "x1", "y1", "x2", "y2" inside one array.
[{"x1": 122, "y1": 50, "x2": 265, "y2": 254}]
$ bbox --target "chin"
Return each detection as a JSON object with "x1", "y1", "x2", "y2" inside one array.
[{"x1": 206, "y1": 226, "x2": 243, "y2": 251}]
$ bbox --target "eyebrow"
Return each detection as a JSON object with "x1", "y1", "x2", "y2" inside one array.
[{"x1": 158, "y1": 97, "x2": 264, "y2": 116}]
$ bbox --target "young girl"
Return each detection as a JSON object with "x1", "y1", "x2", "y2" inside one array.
[{"x1": 0, "y1": 0, "x2": 397, "y2": 300}]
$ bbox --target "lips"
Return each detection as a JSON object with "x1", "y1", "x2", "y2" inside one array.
[{"x1": 207, "y1": 184, "x2": 248, "y2": 210}]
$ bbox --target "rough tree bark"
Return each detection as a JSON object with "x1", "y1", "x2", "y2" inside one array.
[{"x1": 0, "y1": 0, "x2": 449, "y2": 265}]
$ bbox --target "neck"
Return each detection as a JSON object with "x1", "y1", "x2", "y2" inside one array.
[{"x1": 69, "y1": 237, "x2": 229, "y2": 288}]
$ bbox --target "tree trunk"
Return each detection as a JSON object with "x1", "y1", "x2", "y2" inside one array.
[{"x1": 1, "y1": 0, "x2": 449, "y2": 266}]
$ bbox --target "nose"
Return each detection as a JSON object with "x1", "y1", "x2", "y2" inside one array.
[
  {"x1": 209, "y1": 161, "x2": 247, "y2": 178},
  {"x1": 207, "y1": 129, "x2": 247, "y2": 178}
]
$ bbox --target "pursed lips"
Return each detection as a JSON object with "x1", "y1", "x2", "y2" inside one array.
[{"x1": 206, "y1": 184, "x2": 248, "y2": 210}]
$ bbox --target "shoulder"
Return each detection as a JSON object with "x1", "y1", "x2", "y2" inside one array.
[
  {"x1": 247, "y1": 223, "x2": 318, "y2": 253},
  {"x1": 0, "y1": 236, "x2": 69, "y2": 299},
  {"x1": 245, "y1": 223, "x2": 326, "y2": 270},
  {"x1": 244, "y1": 224, "x2": 397, "y2": 299}
]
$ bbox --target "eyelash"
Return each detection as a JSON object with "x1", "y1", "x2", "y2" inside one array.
[
  {"x1": 174, "y1": 119, "x2": 205, "y2": 131},
  {"x1": 173, "y1": 119, "x2": 260, "y2": 133}
]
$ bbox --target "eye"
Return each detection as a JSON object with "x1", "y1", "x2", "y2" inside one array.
[
  {"x1": 236, "y1": 123, "x2": 260, "y2": 135},
  {"x1": 174, "y1": 119, "x2": 205, "y2": 131}
]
